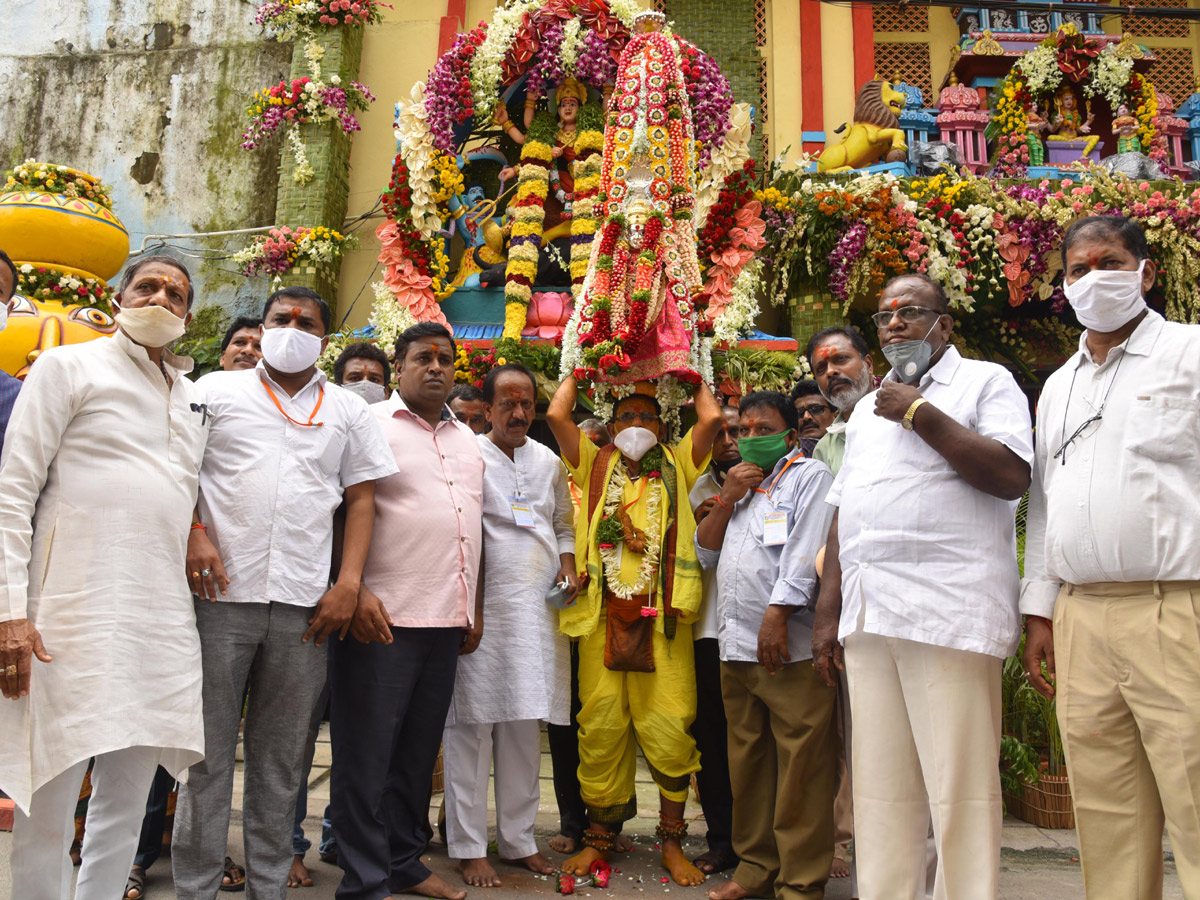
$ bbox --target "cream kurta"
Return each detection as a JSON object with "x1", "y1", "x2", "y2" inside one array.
[
  {"x1": 445, "y1": 435, "x2": 574, "y2": 727},
  {"x1": 0, "y1": 331, "x2": 207, "y2": 813}
]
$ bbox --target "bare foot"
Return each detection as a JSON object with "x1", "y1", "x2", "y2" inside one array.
[
  {"x1": 288, "y1": 853, "x2": 314, "y2": 888},
  {"x1": 562, "y1": 846, "x2": 606, "y2": 877},
  {"x1": 398, "y1": 873, "x2": 468, "y2": 900},
  {"x1": 502, "y1": 852, "x2": 557, "y2": 875},
  {"x1": 830, "y1": 857, "x2": 850, "y2": 879},
  {"x1": 548, "y1": 833, "x2": 577, "y2": 854},
  {"x1": 706, "y1": 879, "x2": 755, "y2": 900},
  {"x1": 614, "y1": 833, "x2": 634, "y2": 853},
  {"x1": 662, "y1": 838, "x2": 706, "y2": 886},
  {"x1": 459, "y1": 858, "x2": 502, "y2": 887}
]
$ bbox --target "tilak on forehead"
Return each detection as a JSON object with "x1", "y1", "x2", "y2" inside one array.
[
  {"x1": 290, "y1": 307, "x2": 303, "y2": 320},
  {"x1": 818, "y1": 345, "x2": 836, "y2": 360}
]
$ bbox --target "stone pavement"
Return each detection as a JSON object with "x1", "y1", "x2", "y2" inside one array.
[{"x1": 0, "y1": 723, "x2": 1183, "y2": 899}]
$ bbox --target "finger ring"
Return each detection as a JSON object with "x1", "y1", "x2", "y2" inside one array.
[
  {"x1": 4, "y1": 665, "x2": 16, "y2": 677},
  {"x1": 192, "y1": 571, "x2": 200, "y2": 578},
  {"x1": 201, "y1": 568, "x2": 212, "y2": 577}
]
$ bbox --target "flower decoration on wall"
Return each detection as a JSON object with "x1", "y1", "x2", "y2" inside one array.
[{"x1": 254, "y1": 0, "x2": 392, "y2": 40}]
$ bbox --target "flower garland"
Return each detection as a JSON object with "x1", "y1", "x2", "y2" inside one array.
[
  {"x1": 234, "y1": 225, "x2": 357, "y2": 279},
  {"x1": 15, "y1": 264, "x2": 112, "y2": 308},
  {"x1": 254, "y1": 0, "x2": 390, "y2": 40},
  {"x1": 711, "y1": 257, "x2": 763, "y2": 346},
  {"x1": 570, "y1": 103, "x2": 605, "y2": 298},
  {"x1": 503, "y1": 111, "x2": 558, "y2": 339},
  {"x1": 3, "y1": 161, "x2": 113, "y2": 209},
  {"x1": 695, "y1": 103, "x2": 753, "y2": 231},
  {"x1": 393, "y1": 82, "x2": 441, "y2": 239},
  {"x1": 597, "y1": 461, "x2": 663, "y2": 600}
]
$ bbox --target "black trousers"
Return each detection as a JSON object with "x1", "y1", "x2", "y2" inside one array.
[
  {"x1": 547, "y1": 641, "x2": 588, "y2": 840},
  {"x1": 133, "y1": 765, "x2": 176, "y2": 871},
  {"x1": 692, "y1": 637, "x2": 736, "y2": 857},
  {"x1": 329, "y1": 627, "x2": 460, "y2": 900}
]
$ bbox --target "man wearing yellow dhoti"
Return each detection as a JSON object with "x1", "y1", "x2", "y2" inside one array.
[{"x1": 547, "y1": 375, "x2": 721, "y2": 887}]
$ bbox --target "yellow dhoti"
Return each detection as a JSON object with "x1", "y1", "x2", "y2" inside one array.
[{"x1": 577, "y1": 613, "x2": 699, "y2": 823}]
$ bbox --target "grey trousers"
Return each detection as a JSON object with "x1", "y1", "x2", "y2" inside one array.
[{"x1": 172, "y1": 600, "x2": 328, "y2": 900}]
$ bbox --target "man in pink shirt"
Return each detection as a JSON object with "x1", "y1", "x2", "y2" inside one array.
[{"x1": 328, "y1": 322, "x2": 485, "y2": 900}]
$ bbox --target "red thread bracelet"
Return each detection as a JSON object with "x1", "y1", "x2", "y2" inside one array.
[
  {"x1": 190, "y1": 522, "x2": 207, "y2": 532},
  {"x1": 716, "y1": 495, "x2": 732, "y2": 512}
]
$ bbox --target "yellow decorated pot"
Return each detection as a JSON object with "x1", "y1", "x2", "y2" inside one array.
[
  {"x1": 0, "y1": 190, "x2": 129, "y2": 280},
  {"x1": 0, "y1": 294, "x2": 117, "y2": 379}
]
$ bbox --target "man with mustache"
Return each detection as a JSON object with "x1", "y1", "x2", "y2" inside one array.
[
  {"x1": 443, "y1": 362, "x2": 579, "y2": 888},
  {"x1": 808, "y1": 328, "x2": 874, "y2": 478},
  {"x1": 788, "y1": 380, "x2": 835, "y2": 458},
  {"x1": 328, "y1": 322, "x2": 485, "y2": 900},
  {"x1": 218, "y1": 316, "x2": 263, "y2": 372}
]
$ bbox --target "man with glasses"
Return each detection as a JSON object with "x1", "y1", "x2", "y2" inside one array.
[
  {"x1": 1021, "y1": 216, "x2": 1200, "y2": 900},
  {"x1": 546, "y1": 377, "x2": 722, "y2": 888},
  {"x1": 788, "y1": 381, "x2": 835, "y2": 458},
  {"x1": 812, "y1": 274, "x2": 1032, "y2": 900}
]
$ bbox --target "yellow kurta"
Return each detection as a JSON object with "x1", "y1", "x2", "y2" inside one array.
[{"x1": 562, "y1": 429, "x2": 710, "y2": 821}]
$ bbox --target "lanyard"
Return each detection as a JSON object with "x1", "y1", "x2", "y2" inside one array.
[
  {"x1": 262, "y1": 379, "x2": 325, "y2": 427},
  {"x1": 754, "y1": 454, "x2": 800, "y2": 499}
]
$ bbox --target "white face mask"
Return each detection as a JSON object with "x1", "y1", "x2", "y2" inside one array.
[
  {"x1": 1063, "y1": 261, "x2": 1148, "y2": 333},
  {"x1": 0, "y1": 300, "x2": 9, "y2": 333},
  {"x1": 260, "y1": 326, "x2": 323, "y2": 374},
  {"x1": 613, "y1": 425, "x2": 658, "y2": 462},
  {"x1": 114, "y1": 303, "x2": 187, "y2": 348},
  {"x1": 341, "y1": 380, "x2": 387, "y2": 404}
]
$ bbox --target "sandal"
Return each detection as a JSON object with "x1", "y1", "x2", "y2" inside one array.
[
  {"x1": 219, "y1": 856, "x2": 246, "y2": 892},
  {"x1": 692, "y1": 847, "x2": 739, "y2": 874},
  {"x1": 124, "y1": 867, "x2": 146, "y2": 900}
]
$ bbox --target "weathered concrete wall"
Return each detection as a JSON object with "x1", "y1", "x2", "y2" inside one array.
[{"x1": 0, "y1": 0, "x2": 294, "y2": 318}]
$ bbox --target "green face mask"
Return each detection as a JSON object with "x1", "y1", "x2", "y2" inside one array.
[{"x1": 737, "y1": 431, "x2": 792, "y2": 471}]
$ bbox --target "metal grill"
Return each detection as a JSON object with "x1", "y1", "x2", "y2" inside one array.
[
  {"x1": 873, "y1": 4, "x2": 929, "y2": 32},
  {"x1": 874, "y1": 41, "x2": 932, "y2": 104},
  {"x1": 1147, "y1": 46, "x2": 1196, "y2": 108},
  {"x1": 1123, "y1": 0, "x2": 1190, "y2": 39}
]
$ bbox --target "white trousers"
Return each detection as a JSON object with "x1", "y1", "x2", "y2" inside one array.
[
  {"x1": 844, "y1": 631, "x2": 1002, "y2": 900},
  {"x1": 11, "y1": 746, "x2": 163, "y2": 900},
  {"x1": 443, "y1": 719, "x2": 541, "y2": 860}
]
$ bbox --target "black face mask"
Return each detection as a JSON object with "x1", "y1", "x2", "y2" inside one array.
[{"x1": 711, "y1": 455, "x2": 741, "y2": 475}]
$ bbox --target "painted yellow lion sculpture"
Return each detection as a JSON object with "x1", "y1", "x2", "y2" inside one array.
[{"x1": 817, "y1": 79, "x2": 909, "y2": 173}]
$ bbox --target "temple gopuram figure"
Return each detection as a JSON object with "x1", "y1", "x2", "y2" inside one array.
[{"x1": 1049, "y1": 85, "x2": 1100, "y2": 158}]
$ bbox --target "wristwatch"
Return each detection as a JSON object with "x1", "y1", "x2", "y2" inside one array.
[{"x1": 901, "y1": 397, "x2": 928, "y2": 431}]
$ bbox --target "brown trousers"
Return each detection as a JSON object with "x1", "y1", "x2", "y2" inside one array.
[{"x1": 721, "y1": 659, "x2": 838, "y2": 900}]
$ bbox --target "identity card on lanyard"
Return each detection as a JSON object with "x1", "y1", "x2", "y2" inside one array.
[
  {"x1": 763, "y1": 506, "x2": 789, "y2": 546},
  {"x1": 509, "y1": 496, "x2": 536, "y2": 528}
]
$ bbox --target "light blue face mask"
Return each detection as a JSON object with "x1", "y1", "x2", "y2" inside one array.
[{"x1": 881, "y1": 318, "x2": 939, "y2": 384}]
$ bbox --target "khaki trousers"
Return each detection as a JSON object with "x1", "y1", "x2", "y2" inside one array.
[
  {"x1": 843, "y1": 631, "x2": 1002, "y2": 900},
  {"x1": 1055, "y1": 581, "x2": 1200, "y2": 900},
  {"x1": 721, "y1": 659, "x2": 837, "y2": 900}
]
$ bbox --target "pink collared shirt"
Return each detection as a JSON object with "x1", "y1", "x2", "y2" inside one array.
[{"x1": 362, "y1": 390, "x2": 485, "y2": 627}]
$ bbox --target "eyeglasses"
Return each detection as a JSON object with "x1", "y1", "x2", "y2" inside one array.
[
  {"x1": 870, "y1": 306, "x2": 941, "y2": 329},
  {"x1": 797, "y1": 403, "x2": 832, "y2": 418},
  {"x1": 615, "y1": 411, "x2": 660, "y2": 425},
  {"x1": 1053, "y1": 411, "x2": 1103, "y2": 465}
]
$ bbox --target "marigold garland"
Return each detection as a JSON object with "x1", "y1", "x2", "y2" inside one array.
[
  {"x1": 570, "y1": 103, "x2": 605, "y2": 298},
  {"x1": 503, "y1": 111, "x2": 558, "y2": 339}
]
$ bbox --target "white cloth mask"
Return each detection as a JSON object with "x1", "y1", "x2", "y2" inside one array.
[
  {"x1": 341, "y1": 380, "x2": 387, "y2": 405},
  {"x1": 0, "y1": 300, "x2": 9, "y2": 332},
  {"x1": 260, "y1": 327, "x2": 323, "y2": 374},
  {"x1": 613, "y1": 425, "x2": 658, "y2": 462},
  {"x1": 114, "y1": 303, "x2": 186, "y2": 347},
  {"x1": 1063, "y1": 261, "x2": 1148, "y2": 333}
]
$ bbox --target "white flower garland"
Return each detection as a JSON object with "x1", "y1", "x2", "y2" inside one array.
[
  {"x1": 1084, "y1": 47, "x2": 1134, "y2": 112},
  {"x1": 694, "y1": 103, "x2": 753, "y2": 230},
  {"x1": 560, "y1": 16, "x2": 583, "y2": 78},
  {"x1": 1018, "y1": 43, "x2": 1063, "y2": 97},
  {"x1": 598, "y1": 462, "x2": 664, "y2": 600},
  {"x1": 471, "y1": 0, "x2": 543, "y2": 120},
  {"x1": 288, "y1": 129, "x2": 316, "y2": 185},
  {"x1": 395, "y1": 82, "x2": 441, "y2": 238},
  {"x1": 712, "y1": 257, "x2": 762, "y2": 346}
]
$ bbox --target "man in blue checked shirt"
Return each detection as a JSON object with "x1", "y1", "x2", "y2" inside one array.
[{"x1": 695, "y1": 391, "x2": 837, "y2": 900}]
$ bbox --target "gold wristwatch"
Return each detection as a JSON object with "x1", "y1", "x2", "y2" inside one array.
[{"x1": 901, "y1": 397, "x2": 928, "y2": 431}]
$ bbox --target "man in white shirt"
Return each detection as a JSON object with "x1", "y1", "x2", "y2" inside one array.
[
  {"x1": 0, "y1": 256, "x2": 208, "y2": 900},
  {"x1": 1021, "y1": 216, "x2": 1200, "y2": 900},
  {"x1": 812, "y1": 274, "x2": 1033, "y2": 900},
  {"x1": 443, "y1": 362, "x2": 579, "y2": 887},
  {"x1": 696, "y1": 392, "x2": 837, "y2": 900},
  {"x1": 686, "y1": 403, "x2": 742, "y2": 877},
  {"x1": 171, "y1": 286, "x2": 398, "y2": 899}
]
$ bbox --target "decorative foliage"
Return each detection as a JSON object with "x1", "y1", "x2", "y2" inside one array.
[
  {"x1": 15, "y1": 263, "x2": 112, "y2": 309},
  {"x1": 4, "y1": 161, "x2": 113, "y2": 210},
  {"x1": 233, "y1": 225, "x2": 357, "y2": 279}
]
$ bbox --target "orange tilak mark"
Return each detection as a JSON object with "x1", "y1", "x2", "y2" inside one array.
[
  {"x1": 890, "y1": 298, "x2": 899, "y2": 309},
  {"x1": 818, "y1": 346, "x2": 835, "y2": 360},
  {"x1": 290, "y1": 307, "x2": 303, "y2": 321}
]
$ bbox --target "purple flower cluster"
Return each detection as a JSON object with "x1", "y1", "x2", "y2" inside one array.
[
  {"x1": 241, "y1": 106, "x2": 291, "y2": 150},
  {"x1": 575, "y1": 29, "x2": 616, "y2": 89},
  {"x1": 760, "y1": 201, "x2": 796, "y2": 247},
  {"x1": 828, "y1": 222, "x2": 867, "y2": 303},
  {"x1": 319, "y1": 82, "x2": 375, "y2": 133},
  {"x1": 527, "y1": 22, "x2": 565, "y2": 99},
  {"x1": 424, "y1": 31, "x2": 478, "y2": 153},
  {"x1": 254, "y1": 1, "x2": 288, "y2": 25},
  {"x1": 1007, "y1": 215, "x2": 1058, "y2": 286},
  {"x1": 682, "y1": 49, "x2": 733, "y2": 170}
]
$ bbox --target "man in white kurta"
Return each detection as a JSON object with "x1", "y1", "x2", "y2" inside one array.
[
  {"x1": 443, "y1": 363, "x2": 578, "y2": 887},
  {"x1": 0, "y1": 257, "x2": 207, "y2": 900}
]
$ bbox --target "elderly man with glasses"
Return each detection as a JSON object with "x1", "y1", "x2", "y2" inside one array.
[
  {"x1": 812, "y1": 274, "x2": 1033, "y2": 900},
  {"x1": 546, "y1": 377, "x2": 722, "y2": 888}
]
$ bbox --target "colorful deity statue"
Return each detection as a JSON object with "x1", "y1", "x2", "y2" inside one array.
[
  {"x1": 1050, "y1": 85, "x2": 1100, "y2": 158},
  {"x1": 1026, "y1": 102, "x2": 1050, "y2": 165},
  {"x1": 1113, "y1": 104, "x2": 1141, "y2": 154},
  {"x1": 568, "y1": 15, "x2": 704, "y2": 384}
]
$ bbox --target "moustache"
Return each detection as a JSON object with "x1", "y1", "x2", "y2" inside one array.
[{"x1": 508, "y1": 419, "x2": 529, "y2": 428}]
